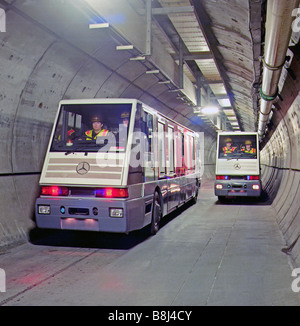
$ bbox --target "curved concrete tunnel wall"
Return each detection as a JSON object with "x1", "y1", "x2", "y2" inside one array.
[
  {"x1": 0, "y1": 2, "x2": 299, "y2": 270},
  {"x1": 261, "y1": 94, "x2": 300, "y2": 267}
]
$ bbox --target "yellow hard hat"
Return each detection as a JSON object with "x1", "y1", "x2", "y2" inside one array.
[
  {"x1": 245, "y1": 140, "x2": 252, "y2": 145},
  {"x1": 91, "y1": 115, "x2": 102, "y2": 122},
  {"x1": 121, "y1": 112, "x2": 129, "y2": 119},
  {"x1": 225, "y1": 137, "x2": 232, "y2": 143}
]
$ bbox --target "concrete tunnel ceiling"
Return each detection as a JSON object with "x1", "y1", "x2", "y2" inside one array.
[
  {"x1": 0, "y1": 0, "x2": 267, "y2": 141},
  {"x1": 2, "y1": 0, "x2": 296, "y2": 139}
]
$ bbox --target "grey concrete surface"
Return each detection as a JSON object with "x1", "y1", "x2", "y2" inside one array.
[{"x1": 0, "y1": 179, "x2": 299, "y2": 306}]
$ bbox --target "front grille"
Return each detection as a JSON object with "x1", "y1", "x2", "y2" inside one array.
[{"x1": 68, "y1": 207, "x2": 89, "y2": 215}]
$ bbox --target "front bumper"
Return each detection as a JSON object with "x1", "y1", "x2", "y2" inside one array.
[
  {"x1": 35, "y1": 197, "x2": 131, "y2": 233},
  {"x1": 214, "y1": 180, "x2": 261, "y2": 197}
]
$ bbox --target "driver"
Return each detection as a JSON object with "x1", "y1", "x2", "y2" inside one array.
[
  {"x1": 222, "y1": 137, "x2": 237, "y2": 156},
  {"x1": 85, "y1": 115, "x2": 109, "y2": 140}
]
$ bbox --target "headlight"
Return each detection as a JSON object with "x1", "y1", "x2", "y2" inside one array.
[{"x1": 38, "y1": 205, "x2": 50, "y2": 215}]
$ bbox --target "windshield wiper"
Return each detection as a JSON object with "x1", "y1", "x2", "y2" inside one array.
[{"x1": 64, "y1": 146, "x2": 89, "y2": 156}]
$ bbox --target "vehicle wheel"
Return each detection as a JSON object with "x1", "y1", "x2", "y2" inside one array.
[
  {"x1": 150, "y1": 191, "x2": 162, "y2": 235},
  {"x1": 191, "y1": 181, "x2": 199, "y2": 204}
]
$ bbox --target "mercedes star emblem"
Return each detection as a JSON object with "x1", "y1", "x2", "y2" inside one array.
[
  {"x1": 234, "y1": 163, "x2": 241, "y2": 170},
  {"x1": 76, "y1": 162, "x2": 90, "y2": 175}
]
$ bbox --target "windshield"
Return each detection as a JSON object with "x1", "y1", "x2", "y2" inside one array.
[
  {"x1": 50, "y1": 103, "x2": 132, "y2": 153},
  {"x1": 218, "y1": 134, "x2": 257, "y2": 159}
]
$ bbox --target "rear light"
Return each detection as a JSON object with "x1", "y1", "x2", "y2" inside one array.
[
  {"x1": 95, "y1": 188, "x2": 129, "y2": 198},
  {"x1": 216, "y1": 175, "x2": 230, "y2": 180},
  {"x1": 245, "y1": 175, "x2": 260, "y2": 180},
  {"x1": 41, "y1": 186, "x2": 68, "y2": 196}
]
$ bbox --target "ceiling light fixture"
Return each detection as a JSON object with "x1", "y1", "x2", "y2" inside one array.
[
  {"x1": 201, "y1": 105, "x2": 220, "y2": 115},
  {"x1": 130, "y1": 56, "x2": 146, "y2": 61},
  {"x1": 89, "y1": 23, "x2": 110, "y2": 29},
  {"x1": 146, "y1": 69, "x2": 160, "y2": 74},
  {"x1": 116, "y1": 45, "x2": 134, "y2": 50}
]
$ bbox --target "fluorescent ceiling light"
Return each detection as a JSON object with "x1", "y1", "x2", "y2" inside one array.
[
  {"x1": 89, "y1": 23, "x2": 109, "y2": 29},
  {"x1": 130, "y1": 56, "x2": 146, "y2": 61},
  {"x1": 146, "y1": 69, "x2": 160, "y2": 74},
  {"x1": 201, "y1": 106, "x2": 219, "y2": 115},
  {"x1": 116, "y1": 45, "x2": 134, "y2": 50}
]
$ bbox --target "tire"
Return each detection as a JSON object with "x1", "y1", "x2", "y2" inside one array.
[
  {"x1": 191, "y1": 181, "x2": 199, "y2": 204},
  {"x1": 150, "y1": 191, "x2": 162, "y2": 235}
]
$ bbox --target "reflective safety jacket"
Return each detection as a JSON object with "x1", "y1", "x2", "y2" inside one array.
[
  {"x1": 241, "y1": 147, "x2": 256, "y2": 154},
  {"x1": 223, "y1": 146, "x2": 236, "y2": 154},
  {"x1": 67, "y1": 129, "x2": 75, "y2": 137},
  {"x1": 85, "y1": 129, "x2": 109, "y2": 139}
]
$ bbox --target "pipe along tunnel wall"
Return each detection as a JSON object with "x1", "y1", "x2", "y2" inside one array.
[{"x1": 0, "y1": 3, "x2": 299, "y2": 269}]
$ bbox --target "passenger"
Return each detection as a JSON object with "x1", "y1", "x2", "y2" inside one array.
[
  {"x1": 67, "y1": 128, "x2": 75, "y2": 139},
  {"x1": 241, "y1": 140, "x2": 256, "y2": 154},
  {"x1": 120, "y1": 111, "x2": 130, "y2": 127},
  {"x1": 85, "y1": 115, "x2": 109, "y2": 140},
  {"x1": 119, "y1": 112, "x2": 129, "y2": 147},
  {"x1": 55, "y1": 128, "x2": 74, "y2": 142},
  {"x1": 222, "y1": 137, "x2": 236, "y2": 155}
]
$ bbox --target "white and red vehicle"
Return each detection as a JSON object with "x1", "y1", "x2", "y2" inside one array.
[
  {"x1": 35, "y1": 98, "x2": 202, "y2": 234},
  {"x1": 215, "y1": 131, "x2": 261, "y2": 200}
]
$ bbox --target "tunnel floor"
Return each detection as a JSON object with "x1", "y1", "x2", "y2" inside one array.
[{"x1": 0, "y1": 179, "x2": 299, "y2": 306}]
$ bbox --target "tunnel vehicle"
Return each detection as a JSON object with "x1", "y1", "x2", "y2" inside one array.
[
  {"x1": 215, "y1": 131, "x2": 261, "y2": 201},
  {"x1": 35, "y1": 98, "x2": 202, "y2": 234}
]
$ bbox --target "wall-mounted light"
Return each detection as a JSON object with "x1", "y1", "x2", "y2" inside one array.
[
  {"x1": 116, "y1": 45, "x2": 134, "y2": 50},
  {"x1": 89, "y1": 23, "x2": 110, "y2": 29},
  {"x1": 146, "y1": 69, "x2": 160, "y2": 74},
  {"x1": 130, "y1": 56, "x2": 146, "y2": 61}
]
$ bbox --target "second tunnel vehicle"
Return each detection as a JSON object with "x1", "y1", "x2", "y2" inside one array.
[
  {"x1": 215, "y1": 131, "x2": 261, "y2": 200},
  {"x1": 35, "y1": 98, "x2": 202, "y2": 234}
]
